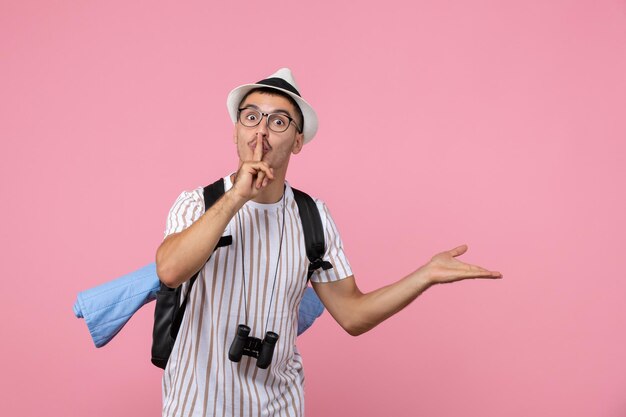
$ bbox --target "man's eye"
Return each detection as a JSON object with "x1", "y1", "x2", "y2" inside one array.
[
  {"x1": 272, "y1": 115, "x2": 290, "y2": 126},
  {"x1": 246, "y1": 113, "x2": 258, "y2": 121}
]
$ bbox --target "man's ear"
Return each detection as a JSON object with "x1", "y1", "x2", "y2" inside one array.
[
  {"x1": 292, "y1": 132, "x2": 304, "y2": 155},
  {"x1": 233, "y1": 127, "x2": 238, "y2": 144}
]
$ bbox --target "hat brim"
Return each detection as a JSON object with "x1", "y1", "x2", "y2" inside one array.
[{"x1": 227, "y1": 84, "x2": 318, "y2": 144}]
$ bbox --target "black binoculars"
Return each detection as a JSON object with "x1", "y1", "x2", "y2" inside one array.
[{"x1": 228, "y1": 324, "x2": 279, "y2": 369}]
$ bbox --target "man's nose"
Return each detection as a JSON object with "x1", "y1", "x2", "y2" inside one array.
[{"x1": 254, "y1": 114, "x2": 269, "y2": 137}]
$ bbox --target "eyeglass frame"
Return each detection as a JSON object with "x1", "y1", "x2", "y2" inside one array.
[{"x1": 237, "y1": 107, "x2": 302, "y2": 134}]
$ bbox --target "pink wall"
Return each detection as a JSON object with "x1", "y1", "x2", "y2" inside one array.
[{"x1": 2, "y1": 0, "x2": 625, "y2": 416}]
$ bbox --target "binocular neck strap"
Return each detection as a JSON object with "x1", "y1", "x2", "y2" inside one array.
[{"x1": 236, "y1": 191, "x2": 286, "y2": 334}]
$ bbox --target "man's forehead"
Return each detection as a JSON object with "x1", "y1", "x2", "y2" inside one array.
[{"x1": 240, "y1": 91, "x2": 296, "y2": 115}]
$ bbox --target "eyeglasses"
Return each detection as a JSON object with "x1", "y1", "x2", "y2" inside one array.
[{"x1": 238, "y1": 107, "x2": 301, "y2": 133}]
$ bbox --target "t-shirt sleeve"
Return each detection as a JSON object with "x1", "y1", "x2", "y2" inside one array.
[
  {"x1": 309, "y1": 201, "x2": 353, "y2": 283},
  {"x1": 163, "y1": 187, "x2": 205, "y2": 238}
]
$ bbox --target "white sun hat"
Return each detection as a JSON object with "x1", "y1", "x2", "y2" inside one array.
[{"x1": 226, "y1": 68, "x2": 318, "y2": 143}]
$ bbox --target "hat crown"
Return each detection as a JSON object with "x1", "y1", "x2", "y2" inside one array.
[{"x1": 263, "y1": 68, "x2": 300, "y2": 92}]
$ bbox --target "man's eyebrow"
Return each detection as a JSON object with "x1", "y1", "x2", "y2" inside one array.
[{"x1": 241, "y1": 103, "x2": 294, "y2": 118}]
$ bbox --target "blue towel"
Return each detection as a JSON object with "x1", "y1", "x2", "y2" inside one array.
[
  {"x1": 74, "y1": 263, "x2": 324, "y2": 348},
  {"x1": 298, "y1": 286, "x2": 325, "y2": 335},
  {"x1": 74, "y1": 263, "x2": 160, "y2": 348}
]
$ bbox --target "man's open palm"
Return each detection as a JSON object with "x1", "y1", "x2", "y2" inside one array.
[{"x1": 422, "y1": 244, "x2": 502, "y2": 284}]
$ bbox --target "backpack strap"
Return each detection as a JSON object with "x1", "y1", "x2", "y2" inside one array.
[
  {"x1": 152, "y1": 179, "x2": 232, "y2": 369},
  {"x1": 292, "y1": 187, "x2": 333, "y2": 280},
  {"x1": 184, "y1": 179, "x2": 232, "y2": 292},
  {"x1": 174, "y1": 179, "x2": 231, "y2": 333}
]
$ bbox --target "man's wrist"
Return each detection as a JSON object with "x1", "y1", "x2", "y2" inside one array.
[
  {"x1": 410, "y1": 266, "x2": 435, "y2": 290},
  {"x1": 223, "y1": 188, "x2": 248, "y2": 212}
]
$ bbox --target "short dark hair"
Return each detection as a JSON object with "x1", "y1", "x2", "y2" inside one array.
[{"x1": 238, "y1": 87, "x2": 304, "y2": 133}]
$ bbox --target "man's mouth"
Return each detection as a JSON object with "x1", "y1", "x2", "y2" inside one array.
[{"x1": 249, "y1": 140, "x2": 271, "y2": 154}]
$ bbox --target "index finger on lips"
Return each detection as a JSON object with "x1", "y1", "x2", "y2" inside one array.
[{"x1": 253, "y1": 135, "x2": 263, "y2": 162}]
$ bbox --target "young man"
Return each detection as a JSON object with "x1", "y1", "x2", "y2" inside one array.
[{"x1": 155, "y1": 68, "x2": 502, "y2": 417}]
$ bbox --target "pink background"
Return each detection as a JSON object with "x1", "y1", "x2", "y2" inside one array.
[{"x1": 2, "y1": 1, "x2": 625, "y2": 416}]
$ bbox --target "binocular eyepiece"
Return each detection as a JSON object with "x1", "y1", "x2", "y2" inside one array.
[{"x1": 228, "y1": 324, "x2": 279, "y2": 369}]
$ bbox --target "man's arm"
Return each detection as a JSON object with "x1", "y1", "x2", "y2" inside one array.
[
  {"x1": 156, "y1": 136, "x2": 273, "y2": 288},
  {"x1": 156, "y1": 190, "x2": 246, "y2": 288},
  {"x1": 311, "y1": 244, "x2": 502, "y2": 336}
]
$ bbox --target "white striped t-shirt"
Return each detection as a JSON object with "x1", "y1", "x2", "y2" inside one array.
[{"x1": 161, "y1": 176, "x2": 352, "y2": 417}]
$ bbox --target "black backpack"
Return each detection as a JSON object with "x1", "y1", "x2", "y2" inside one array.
[{"x1": 151, "y1": 178, "x2": 333, "y2": 369}]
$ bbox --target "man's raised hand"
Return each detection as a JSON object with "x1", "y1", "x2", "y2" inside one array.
[{"x1": 231, "y1": 135, "x2": 274, "y2": 202}]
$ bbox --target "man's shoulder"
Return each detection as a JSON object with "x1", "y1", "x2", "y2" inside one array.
[
  {"x1": 286, "y1": 185, "x2": 333, "y2": 230},
  {"x1": 171, "y1": 175, "x2": 231, "y2": 208},
  {"x1": 287, "y1": 184, "x2": 328, "y2": 207},
  {"x1": 170, "y1": 186, "x2": 205, "y2": 206}
]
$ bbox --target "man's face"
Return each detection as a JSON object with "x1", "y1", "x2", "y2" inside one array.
[{"x1": 233, "y1": 91, "x2": 304, "y2": 171}]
